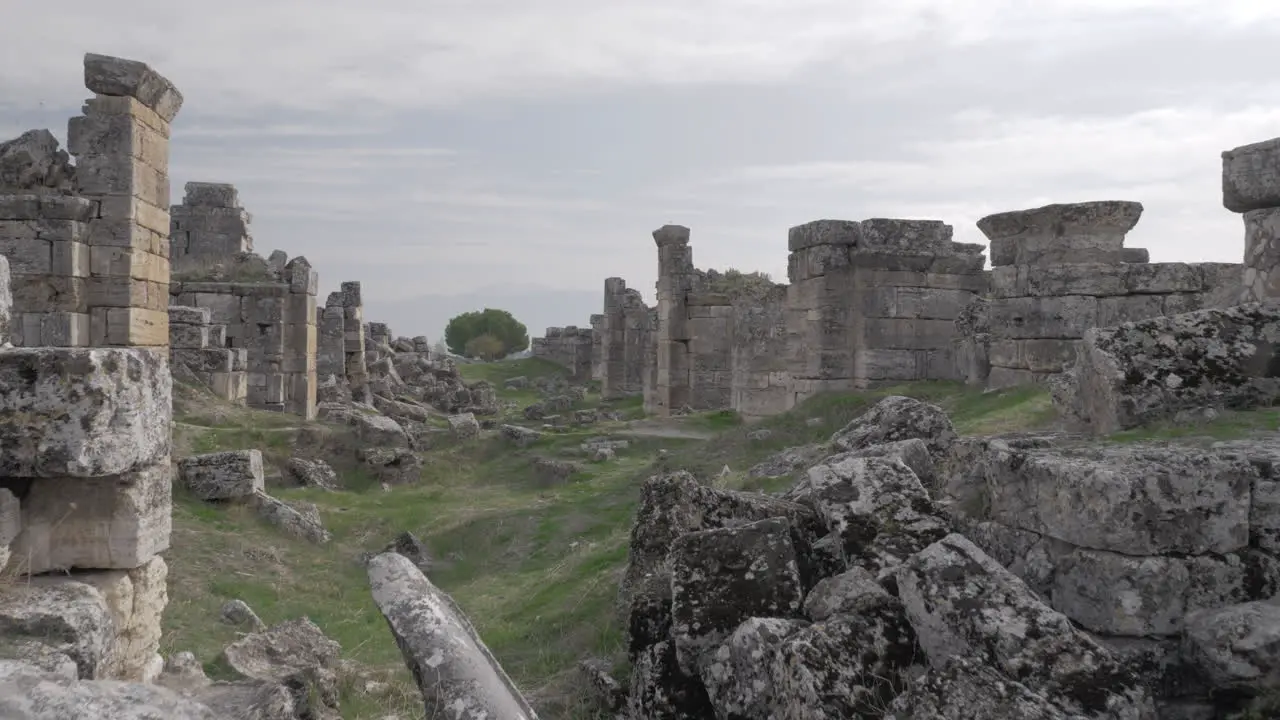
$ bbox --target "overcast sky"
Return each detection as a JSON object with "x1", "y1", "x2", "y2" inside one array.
[{"x1": 3, "y1": 1, "x2": 1280, "y2": 337}]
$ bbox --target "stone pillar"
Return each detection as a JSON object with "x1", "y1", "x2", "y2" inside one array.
[
  {"x1": 283, "y1": 257, "x2": 317, "y2": 419},
  {"x1": 600, "y1": 277, "x2": 628, "y2": 399},
  {"x1": 0, "y1": 53, "x2": 182, "y2": 683},
  {"x1": 1224, "y1": 137, "x2": 1280, "y2": 303},
  {"x1": 69, "y1": 54, "x2": 181, "y2": 349},
  {"x1": 784, "y1": 220, "x2": 861, "y2": 406},
  {"x1": 589, "y1": 313, "x2": 604, "y2": 381},
  {"x1": 169, "y1": 304, "x2": 247, "y2": 402},
  {"x1": 979, "y1": 201, "x2": 1142, "y2": 388},
  {"x1": 341, "y1": 281, "x2": 370, "y2": 403},
  {"x1": 169, "y1": 182, "x2": 253, "y2": 272},
  {"x1": 318, "y1": 291, "x2": 346, "y2": 379},
  {"x1": 650, "y1": 225, "x2": 694, "y2": 415}
]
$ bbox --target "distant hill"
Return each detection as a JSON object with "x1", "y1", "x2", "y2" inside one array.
[{"x1": 365, "y1": 285, "x2": 603, "y2": 343}]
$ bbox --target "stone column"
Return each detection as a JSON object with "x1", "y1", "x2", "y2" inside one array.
[
  {"x1": 341, "y1": 281, "x2": 370, "y2": 402},
  {"x1": 284, "y1": 257, "x2": 317, "y2": 419},
  {"x1": 600, "y1": 277, "x2": 628, "y2": 399},
  {"x1": 784, "y1": 220, "x2": 860, "y2": 406},
  {"x1": 69, "y1": 54, "x2": 182, "y2": 349},
  {"x1": 0, "y1": 53, "x2": 182, "y2": 683},
  {"x1": 589, "y1": 313, "x2": 604, "y2": 381},
  {"x1": 650, "y1": 225, "x2": 694, "y2": 415},
  {"x1": 1224, "y1": 137, "x2": 1280, "y2": 303},
  {"x1": 979, "y1": 201, "x2": 1142, "y2": 388}
]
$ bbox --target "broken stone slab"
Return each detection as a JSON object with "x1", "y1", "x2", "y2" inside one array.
[
  {"x1": 177, "y1": 450, "x2": 264, "y2": 501},
  {"x1": 83, "y1": 53, "x2": 184, "y2": 123},
  {"x1": 980, "y1": 442, "x2": 1252, "y2": 556},
  {"x1": 836, "y1": 437, "x2": 936, "y2": 488},
  {"x1": 1061, "y1": 302, "x2": 1280, "y2": 434},
  {"x1": 316, "y1": 403, "x2": 411, "y2": 449},
  {"x1": 1183, "y1": 600, "x2": 1280, "y2": 692},
  {"x1": 12, "y1": 463, "x2": 172, "y2": 573},
  {"x1": 219, "y1": 599, "x2": 266, "y2": 632},
  {"x1": 499, "y1": 424, "x2": 543, "y2": 446},
  {"x1": 250, "y1": 492, "x2": 331, "y2": 544},
  {"x1": 882, "y1": 657, "x2": 1085, "y2": 719},
  {"x1": 700, "y1": 617, "x2": 808, "y2": 720},
  {"x1": 0, "y1": 579, "x2": 114, "y2": 680},
  {"x1": 1222, "y1": 136, "x2": 1280, "y2": 213},
  {"x1": 366, "y1": 552, "x2": 539, "y2": 719},
  {"x1": 0, "y1": 660, "x2": 218, "y2": 719},
  {"x1": 668, "y1": 517, "x2": 804, "y2": 675},
  {"x1": 284, "y1": 456, "x2": 338, "y2": 490},
  {"x1": 828, "y1": 395, "x2": 956, "y2": 460},
  {"x1": 0, "y1": 348, "x2": 171, "y2": 478},
  {"x1": 895, "y1": 534, "x2": 1155, "y2": 717},
  {"x1": 768, "y1": 596, "x2": 920, "y2": 719},
  {"x1": 221, "y1": 617, "x2": 341, "y2": 719},
  {"x1": 181, "y1": 182, "x2": 238, "y2": 209},
  {"x1": 72, "y1": 557, "x2": 168, "y2": 682},
  {"x1": 978, "y1": 201, "x2": 1143, "y2": 267}
]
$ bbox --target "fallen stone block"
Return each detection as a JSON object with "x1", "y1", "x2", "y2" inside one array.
[
  {"x1": 1062, "y1": 302, "x2": 1280, "y2": 434},
  {"x1": 221, "y1": 617, "x2": 341, "y2": 719},
  {"x1": 0, "y1": 660, "x2": 217, "y2": 719},
  {"x1": 628, "y1": 639, "x2": 715, "y2": 719},
  {"x1": 447, "y1": 412, "x2": 479, "y2": 439},
  {"x1": 700, "y1": 618, "x2": 808, "y2": 720},
  {"x1": 366, "y1": 552, "x2": 539, "y2": 719},
  {"x1": 177, "y1": 450, "x2": 264, "y2": 501},
  {"x1": 250, "y1": 492, "x2": 330, "y2": 544},
  {"x1": 283, "y1": 456, "x2": 338, "y2": 490},
  {"x1": 0, "y1": 579, "x2": 114, "y2": 680},
  {"x1": 895, "y1": 534, "x2": 1155, "y2": 717},
  {"x1": 0, "y1": 347, "x2": 170, "y2": 478},
  {"x1": 668, "y1": 517, "x2": 804, "y2": 675},
  {"x1": 829, "y1": 395, "x2": 956, "y2": 460},
  {"x1": 12, "y1": 463, "x2": 172, "y2": 573},
  {"x1": 1184, "y1": 601, "x2": 1280, "y2": 693}
]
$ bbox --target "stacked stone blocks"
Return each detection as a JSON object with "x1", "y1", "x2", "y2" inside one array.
[
  {"x1": 0, "y1": 53, "x2": 182, "y2": 683},
  {"x1": 1224, "y1": 137, "x2": 1280, "y2": 302},
  {"x1": 530, "y1": 325, "x2": 593, "y2": 381},
  {"x1": 317, "y1": 282, "x2": 370, "y2": 402},
  {"x1": 978, "y1": 201, "x2": 1242, "y2": 388},
  {"x1": 599, "y1": 277, "x2": 653, "y2": 398},
  {"x1": 169, "y1": 182, "x2": 252, "y2": 272},
  {"x1": 169, "y1": 304, "x2": 247, "y2": 402}
]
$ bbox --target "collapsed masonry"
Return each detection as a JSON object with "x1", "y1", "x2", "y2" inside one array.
[
  {"x1": 530, "y1": 325, "x2": 593, "y2": 381},
  {"x1": 317, "y1": 281, "x2": 371, "y2": 403},
  {"x1": 0, "y1": 53, "x2": 182, "y2": 683}
]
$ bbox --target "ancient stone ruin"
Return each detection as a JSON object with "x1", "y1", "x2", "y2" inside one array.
[
  {"x1": 317, "y1": 281, "x2": 371, "y2": 403},
  {"x1": 0, "y1": 52, "x2": 182, "y2": 687},
  {"x1": 530, "y1": 324, "x2": 593, "y2": 381},
  {"x1": 168, "y1": 305, "x2": 247, "y2": 402}
]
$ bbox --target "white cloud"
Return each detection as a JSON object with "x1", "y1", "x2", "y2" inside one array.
[{"x1": 4, "y1": 0, "x2": 1278, "y2": 114}]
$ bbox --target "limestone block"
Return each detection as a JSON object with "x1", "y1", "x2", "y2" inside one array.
[
  {"x1": 169, "y1": 323, "x2": 208, "y2": 349},
  {"x1": 859, "y1": 218, "x2": 952, "y2": 254},
  {"x1": 1184, "y1": 601, "x2": 1280, "y2": 691},
  {"x1": 1222, "y1": 136, "x2": 1280, "y2": 213},
  {"x1": 862, "y1": 318, "x2": 956, "y2": 350},
  {"x1": 986, "y1": 295, "x2": 1098, "y2": 339},
  {"x1": 12, "y1": 463, "x2": 172, "y2": 573},
  {"x1": 0, "y1": 347, "x2": 169, "y2": 477},
  {"x1": 0, "y1": 254, "x2": 10, "y2": 344},
  {"x1": 788, "y1": 219, "x2": 861, "y2": 251},
  {"x1": 90, "y1": 306, "x2": 168, "y2": 347},
  {"x1": 75, "y1": 557, "x2": 167, "y2": 681},
  {"x1": 37, "y1": 311, "x2": 90, "y2": 347},
  {"x1": 986, "y1": 365, "x2": 1044, "y2": 389},
  {"x1": 1125, "y1": 262, "x2": 1205, "y2": 295},
  {"x1": 208, "y1": 372, "x2": 247, "y2": 403},
  {"x1": 982, "y1": 443, "x2": 1252, "y2": 555},
  {"x1": 1123, "y1": 247, "x2": 1150, "y2": 263},
  {"x1": 177, "y1": 450, "x2": 264, "y2": 501},
  {"x1": 182, "y1": 182, "x2": 237, "y2": 208},
  {"x1": 1067, "y1": 302, "x2": 1280, "y2": 433},
  {"x1": 1242, "y1": 207, "x2": 1280, "y2": 303},
  {"x1": 0, "y1": 579, "x2": 114, "y2": 679},
  {"x1": 1051, "y1": 549, "x2": 1190, "y2": 637},
  {"x1": 1096, "y1": 294, "x2": 1165, "y2": 328},
  {"x1": 787, "y1": 243, "x2": 851, "y2": 282},
  {"x1": 171, "y1": 347, "x2": 232, "y2": 373},
  {"x1": 83, "y1": 53, "x2": 183, "y2": 122},
  {"x1": 990, "y1": 263, "x2": 1127, "y2": 299},
  {"x1": 979, "y1": 201, "x2": 1142, "y2": 265},
  {"x1": 1196, "y1": 262, "x2": 1245, "y2": 308},
  {"x1": 987, "y1": 338, "x2": 1078, "y2": 374}
]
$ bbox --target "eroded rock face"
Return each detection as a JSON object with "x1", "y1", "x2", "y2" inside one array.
[
  {"x1": 0, "y1": 348, "x2": 171, "y2": 477},
  {"x1": 1183, "y1": 601, "x2": 1280, "y2": 692},
  {"x1": 895, "y1": 534, "x2": 1154, "y2": 718},
  {"x1": 0, "y1": 580, "x2": 115, "y2": 680},
  {"x1": 830, "y1": 395, "x2": 956, "y2": 460},
  {"x1": 1061, "y1": 302, "x2": 1280, "y2": 433},
  {"x1": 366, "y1": 552, "x2": 538, "y2": 719}
]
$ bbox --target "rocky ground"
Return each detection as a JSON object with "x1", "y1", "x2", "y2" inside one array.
[{"x1": 153, "y1": 346, "x2": 1280, "y2": 719}]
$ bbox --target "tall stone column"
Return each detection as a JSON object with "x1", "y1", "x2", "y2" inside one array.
[
  {"x1": 600, "y1": 277, "x2": 628, "y2": 399},
  {"x1": 1224, "y1": 138, "x2": 1280, "y2": 303},
  {"x1": 70, "y1": 54, "x2": 182, "y2": 348},
  {"x1": 589, "y1": 313, "x2": 605, "y2": 381},
  {"x1": 341, "y1": 281, "x2": 371, "y2": 403},
  {"x1": 650, "y1": 225, "x2": 694, "y2": 415},
  {"x1": 784, "y1": 220, "x2": 860, "y2": 407},
  {"x1": 284, "y1": 257, "x2": 317, "y2": 419}
]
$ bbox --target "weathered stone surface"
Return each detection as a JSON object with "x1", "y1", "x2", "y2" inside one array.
[
  {"x1": 838, "y1": 437, "x2": 936, "y2": 488},
  {"x1": 0, "y1": 580, "x2": 114, "y2": 679},
  {"x1": 367, "y1": 552, "x2": 539, "y2": 719},
  {"x1": 788, "y1": 455, "x2": 950, "y2": 574},
  {"x1": 668, "y1": 518, "x2": 803, "y2": 675},
  {"x1": 448, "y1": 412, "x2": 480, "y2": 439},
  {"x1": 0, "y1": 130, "x2": 75, "y2": 192},
  {"x1": 221, "y1": 617, "x2": 341, "y2": 719},
  {"x1": 83, "y1": 53, "x2": 184, "y2": 122},
  {"x1": 316, "y1": 403, "x2": 409, "y2": 448},
  {"x1": 895, "y1": 534, "x2": 1154, "y2": 717},
  {"x1": 219, "y1": 599, "x2": 265, "y2": 632},
  {"x1": 801, "y1": 566, "x2": 892, "y2": 622},
  {"x1": 883, "y1": 657, "x2": 1084, "y2": 719},
  {"x1": 74, "y1": 557, "x2": 168, "y2": 682},
  {"x1": 1183, "y1": 601, "x2": 1280, "y2": 691},
  {"x1": 980, "y1": 443, "x2": 1252, "y2": 556},
  {"x1": 629, "y1": 639, "x2": 714, "y2": 719},
  {"x1": 980, "y1": 201, "x2": 1142, "y2": 267},
  {"x1": 0, "y1": 255, "x2": 10, "y2": 346},
  {"x1": 699, "y1": 618, "x2": 807, "y2": 720},
  {"x1": 829, "y1": 395, "x2": 956, "y2": 460},
  {"x1": 0, "y1": 348, "x2": 170, "y2": 477},
  {"x1": 250, "y1": 492, "x2": 330, "y2": 544},
  {"x1": 1062, "y1": 302, "x2": 1280, "y2": 433},
  {"x1": 1241, "y1": 208, "x2": 1280, "y2": 303},
  {"x1": 284, "y1": 456, "x2": 338, "y2": 490},
  {"x1": 177, "y1": 449, "x2": 264, "y2": 501},
  {"x1": 1222, "y1": 137, "x2": 1280, "y2": 213},
  {"x1": 0, "y1": 660, "x2": 217, "y2": 720},
  {"x1": 769, "y1": 596, "x2": 920, "y2": 719}
]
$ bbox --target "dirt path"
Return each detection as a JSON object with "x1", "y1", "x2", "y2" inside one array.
[{"x1": 614, "y1": 420, "x2": 715, "y2": 441}]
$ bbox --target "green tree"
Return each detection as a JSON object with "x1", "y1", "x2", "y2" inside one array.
[
  {"x1": 444, "y1": 308, "x2": 529, "y2": 359},
  {"x1": 464, "y1": 333, "x2": 506, "y2": 361}
]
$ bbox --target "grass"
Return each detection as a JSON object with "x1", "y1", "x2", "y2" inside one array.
[
  {"x1": 167, "y1": 367, "x2": 1280, "y2": 719},
  {"x1": 1107, "y1": 405, "x2": 1280, "y2": 444}
]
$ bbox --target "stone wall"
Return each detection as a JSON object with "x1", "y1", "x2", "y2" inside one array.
[
  {"x1": 530, "y1": 326, "x2": 593, "y2": 381},
  {"x1": 317, "y1": 282, "x2": 370, "y2": 403},
  {"x1": 169, "y1": 255, "x2": 317, "y2": 418},
  {"x1": 0, "y1": 53, "x2": 181, "y2": 683},
  {"x1": 1225, "y1": 137, "x2": 1280, "y2": 303},
  {"x1": 169, "y1": 304, "x2": 247, "y2": 402},
  {"x1": 599, "y1": 277, "x2": 653, "y2": 399},
  {"x1": 730, "y1": 283, "x2": 790, "y2": 418},
  {"x1": 977, "y1": 201, "x2": 1242, "y2": 388},
  {"x1": 169, "y1": 182, "x2": 251, "y2": 272}
]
